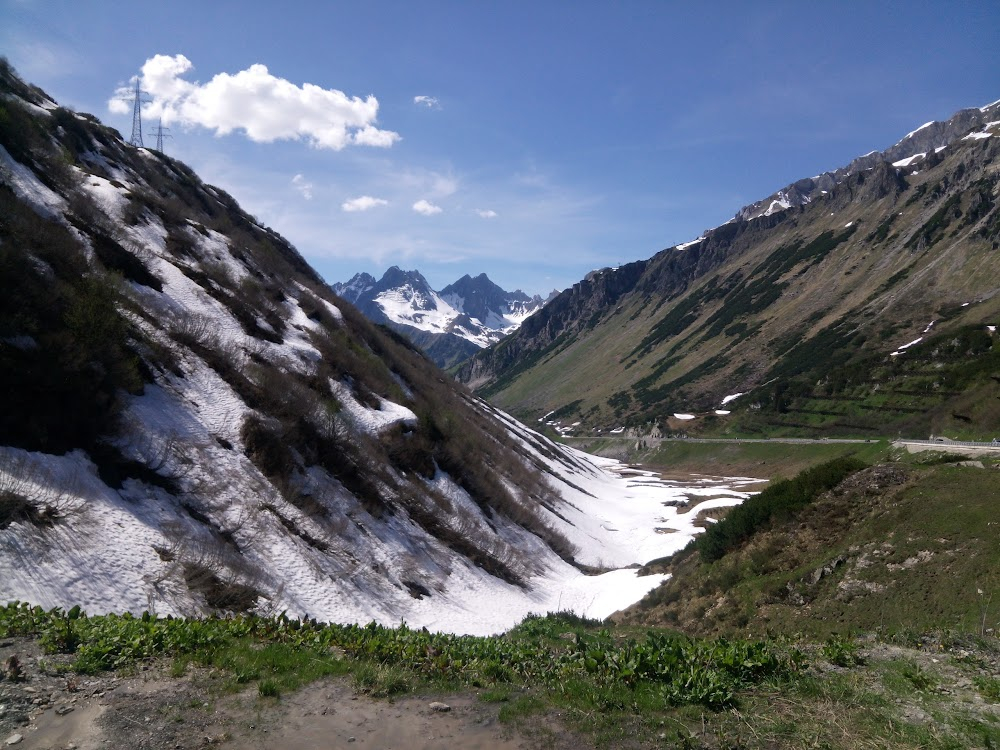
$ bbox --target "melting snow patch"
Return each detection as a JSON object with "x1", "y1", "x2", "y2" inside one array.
[
  {"x1": 988, "y1": 326, "x2": 997, "y2": 333},
  {"x1": 844, "y1": 221, "x2": 853, "y2": 228},
  {"x1": 890, "y1": 337, "x2": 923, "y2": 356},
  {"x1": 904, "y1": 122, "x2": 935, "y2": 139},
  {"x1": 720, "y1": 392, "x2": 744, "y2": 406},
  {"x1": 715, "y1": 410, "x2": 731, "y2": 416},
  {"x1": 892, "y1": 153, "x2": 925, "y2": 168},
  {"x1": 673, "y1": 414, "x2": 696, "y2": 420},
  {"x1": 676, "y1": 237, "x2": 705, "y2": 251},
  {"x1": 964, "y1": 131, "x2": 992, "y2": 141},
  {"x1": 77, "y1": 170, "x2": 130, "y2": 222},
  {"x1": 330, "y1": 380, "x2": 417, "y2": 434},
  {"x1": 763, "y1": 195, "x2": 792, "y2": 217},
  {"x1": 0, "y1": 144, "x2": 66, "y2": 218}
]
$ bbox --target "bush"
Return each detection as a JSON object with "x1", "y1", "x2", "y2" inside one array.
[
  {"x1": 241, "y1": 416, "x2": 295, "y2": 480},
  {"x1": 0, "y1": 491, "x2": 57, "y2": 529},
  {"x1": 0, "y1": 201, "x2": 144, "y2": 453},
  {"x1": 698, "y1": 456, "x2": 867, "y2": 562}
]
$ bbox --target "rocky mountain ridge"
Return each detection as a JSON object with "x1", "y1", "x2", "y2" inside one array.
[
  {"x1": 333, "y1": 267, "x2": 550, "y2": 368},
  {"x1": 735, "y1": 99, "x2": 1000, "y2": 221},
  {"x1": 457, "y1": 100, "x2": 1000, "y2": 438}
]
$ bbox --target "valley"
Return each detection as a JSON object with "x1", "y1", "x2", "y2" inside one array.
[{"x1": 2, "y1": 48, "x2": 1000, "y2": 750}]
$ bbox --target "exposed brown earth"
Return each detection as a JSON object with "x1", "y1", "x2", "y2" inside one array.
[{"x1": 0, "y1": 638, "x2": 547, "y2": 750}]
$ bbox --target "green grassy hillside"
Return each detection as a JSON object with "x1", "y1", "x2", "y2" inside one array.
[{"x1": 619, "y1": 455, "x2": 1000, "y2": 640}]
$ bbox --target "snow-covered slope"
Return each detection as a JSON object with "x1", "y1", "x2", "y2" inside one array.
[
  {"x1": 0, "y1": 413, "x2": 758, "y2": 635},
  {"x1": 333, "y1": 268, "x2": 549, "y2": 367},
  {"x1": 0, "y1": 63, "x2": 754, "y2": 635}
]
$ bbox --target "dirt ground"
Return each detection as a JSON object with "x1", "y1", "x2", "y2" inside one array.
[{"x1": 0, "y1": 638, "x2": 565, "y2": 750}]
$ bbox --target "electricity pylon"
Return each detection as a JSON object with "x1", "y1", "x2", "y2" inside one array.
[
  {"x1": 148, "y1": 119, "x2": 172, "y2": 153},
  {"x1": 125, "y1": 78, "x2": 151, "y2": 147}
]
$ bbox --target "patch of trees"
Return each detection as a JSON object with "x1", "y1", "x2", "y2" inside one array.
[{"x1": 697, "y1": 456, "x2": 867, "y2": 562}]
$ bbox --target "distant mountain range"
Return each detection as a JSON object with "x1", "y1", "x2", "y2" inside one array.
[
  {"x1": 333, "y1": 268, "x2": 554, "y2": 368},
  {"x1": 458, "y1": 99, "x2": 1000, "y2": 439}
]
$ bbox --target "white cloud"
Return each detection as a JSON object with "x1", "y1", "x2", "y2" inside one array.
[
  {"x1": 413, "y1": 95, "x2": 440, "y2": 109},
  {"x1": 476, "y1": 209, "x2": 498, "y2": 219},
  {"x1": 291, "y1": 174, "x2": 313, "y2": 200},
  {"x1": 110, "y1": 54, "x2": 400, "y2": 151},
  {"x1": 342, "y1": 195, "x2": 388, "y2": 212},
  {"x1": 108, "y1": 96, "x2": 129, "y2": 115},
  {"x1": 412, "y1": 199, "x2": 442, "y2": 216}
]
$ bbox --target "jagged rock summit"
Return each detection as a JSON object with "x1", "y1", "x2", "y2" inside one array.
[{"x1": 333, "y1": 267, "x2": 548, "y2": 368}]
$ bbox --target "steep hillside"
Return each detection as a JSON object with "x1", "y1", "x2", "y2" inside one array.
[
  {"x1": 0, "y1": 62, "x2": 738, "y2": 633},
  {"x1": 333, "y1": 268, "x2": 548, "y2": 369},
  {"x1": 458, "y1": 102, "x2": 1000, "y2": 439},
  {"x1": 616, "y1": 455, "x2": 1000, "y2": 639}
]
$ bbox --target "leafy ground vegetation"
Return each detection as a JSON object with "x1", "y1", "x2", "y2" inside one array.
[
  {"x1": 0, "y1": 605, "x2": 804, "y2": 748},
  {"x1": 2, "y1": 604, "x2": 999, "y2": 748}
]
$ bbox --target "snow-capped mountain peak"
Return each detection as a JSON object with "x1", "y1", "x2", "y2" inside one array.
[{"x1": 333, "y1": 268, "x2": 548, "y2": 367}]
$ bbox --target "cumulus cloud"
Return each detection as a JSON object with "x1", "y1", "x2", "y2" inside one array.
[
  {"x1": 413, "y1": 95, "x2": 440, "y2": 109},
  {"x1": 476, "y1": 209, "x2": 498, "y2": 218},
  {"x1": 110, "y1": 54, "x2": 400, "y2": 150},
  {"x1": 291, "y1": 174, "x2": 313, "y2": 200},
  {"x1": 342, "y1": 195, "x2": 388, "y2": 212},
  {"x1": 412, "y1": 199, "x2": 442, "y2": 216}
]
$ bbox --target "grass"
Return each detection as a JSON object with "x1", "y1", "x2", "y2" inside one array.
[
  {"x1": 3, "y1": 604, "x2": 1000, "y2": 748},
  {"x1": 173, "y1": 639, "x2": 350, "y2": 695},
  {"x1": 628, "y1": 460, "x2": 1000, "y2": 641},
  {"x1": 640, "y1": 438, "x2": 886, "y2": 480}
]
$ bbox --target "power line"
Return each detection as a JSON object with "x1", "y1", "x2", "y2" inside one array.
[
  {"x1": 121, "y1": 78, "x2": 151, "y2": 148},
  {"x1": 147, "y1": 119, "x2": 172, "y2": 153}
]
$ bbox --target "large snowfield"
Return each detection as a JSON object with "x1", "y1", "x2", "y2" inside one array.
[{"x1": 0, "y1": 433, "x2": 759, "y2": 636}]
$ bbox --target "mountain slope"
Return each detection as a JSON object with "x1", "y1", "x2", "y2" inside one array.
[
  {"x1": 457, "y1": 102, "x2": 1000, "y2": 438},
  {"x1": 617, "y1": 458, "x2": 1000, "y2": 638},
  {"x1": 0, "y1": 62, "x2": 741, "y2": 633},
  {"x1": 333, "y1": 268, "x2": 548, "y2": 368}
]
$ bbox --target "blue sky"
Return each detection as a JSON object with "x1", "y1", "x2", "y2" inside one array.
[{"x1": 3, "y1": 1, "x2": 998, "y2": 296}]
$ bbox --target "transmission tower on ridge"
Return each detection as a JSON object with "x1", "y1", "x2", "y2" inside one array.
[
  {"x1": 126, "y1": 78, "x2": 151, "y2": 148},
  {"x1": 148, "y1": 119, "x2": 172, "y2": 153}
]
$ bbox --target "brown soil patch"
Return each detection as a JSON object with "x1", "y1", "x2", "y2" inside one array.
[{"x1": 1, "y1": 638, "x2": 537, "y2": 750}]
